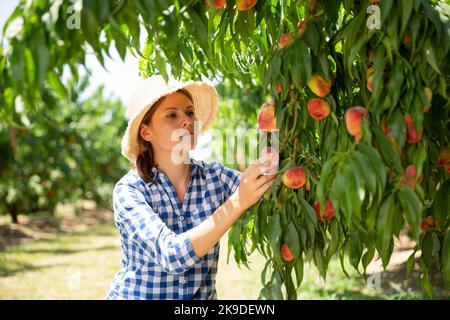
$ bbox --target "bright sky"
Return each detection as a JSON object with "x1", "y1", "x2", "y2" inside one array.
[
  {"x1": 1, "y1": 1, "x2": 143, "y2": 104},
  {"x1": 0, "y1": 1, "x2": 213, "y2": 161}
]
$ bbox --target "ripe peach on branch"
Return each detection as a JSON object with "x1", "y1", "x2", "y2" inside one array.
[
  {"x1": 278, "y1": 33, "x2": 293, "y2": 48},
  {"x1": 282, "y1": 167, "x2": 306, "y2": 189},
  {"x1": 307, "y1": 73, "x2": 332, "y2": 97},
  {"x1": 423, "y1": 87, "x2": 432, "y2": 113},
  {"x1": 205, "y1": 0, "x2": 226, "y2": 9},
  {"x1": 257, "y1": 102, "x2": 277, "y2": 131},
  {"x1": 281, "y1": 244, "x2": 295, "y2": 261},
  {"x1": 345, "y1": 107, "x2": 368, "y2": 142},
  {"x1": 236, "y1": 0, "x2": 256, "y2": 10},
  {"x1": 404, "y1": 114, "x2": 421, "y2": 144},
  {"x1": 313, "y1": 199, "x2": 335, "y2": 221},
  {"x1": 307, "y1": 98, "x2": 330, "y2": 120}
]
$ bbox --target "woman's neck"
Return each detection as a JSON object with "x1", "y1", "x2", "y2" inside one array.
[{"x1": 154, "y1": 152, "x2": 192, "y2": 187}]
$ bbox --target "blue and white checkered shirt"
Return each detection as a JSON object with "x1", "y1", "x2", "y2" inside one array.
[{"x1": 107, "y1": 158, "x2": 242, "y2": 300}]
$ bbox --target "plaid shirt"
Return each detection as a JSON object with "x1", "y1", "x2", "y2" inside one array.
[{"x1": 107, "y1": 158, "x2": 242, "y2": 300}]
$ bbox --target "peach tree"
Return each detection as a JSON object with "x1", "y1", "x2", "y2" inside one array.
[{"x1": 0, "y1": 0, "x2": 449, "y2": 298}]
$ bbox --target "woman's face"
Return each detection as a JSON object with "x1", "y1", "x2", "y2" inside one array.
[{"x1": 139, "y1": 91, "x2": 198, "y2": 162}]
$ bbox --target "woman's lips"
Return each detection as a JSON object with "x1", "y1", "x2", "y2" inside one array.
[{"x1": 179, "y1": 130, "x2": 193, "y2": 139}]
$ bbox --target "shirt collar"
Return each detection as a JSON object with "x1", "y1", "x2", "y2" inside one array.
[{"x1": 150, "y1": 158, "x2": 206, "y2": 181}]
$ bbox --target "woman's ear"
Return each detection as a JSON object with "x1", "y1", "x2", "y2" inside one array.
[{"x1": 140, "y1": 124, "x2": 153, "y2": 142}]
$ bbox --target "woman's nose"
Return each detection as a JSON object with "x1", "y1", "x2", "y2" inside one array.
[{"x1": 181, "y1": 115, "x2": 193, "y2": 129}]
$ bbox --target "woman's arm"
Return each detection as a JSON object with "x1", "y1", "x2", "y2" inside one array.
[{"x1": 187, "y1": 154, "x2": 277, "y2": 258}]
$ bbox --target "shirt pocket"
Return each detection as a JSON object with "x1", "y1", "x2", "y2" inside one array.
[{"x1": 190, "y1": 199, "x2": 222, "y2": 227}]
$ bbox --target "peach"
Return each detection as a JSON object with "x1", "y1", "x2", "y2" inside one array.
[
  {"x1": 205, "y1": 0, "x2": 226, "y2": 9},
  {"x1": 420, "y1": 216, "x2": 438, "y2": 232},
  {"x1": 345, "y1": 106, "x2": 368, "y2": 142},
  {"x1": 277, "y1": 82, "x2": 282, "y2": 94},
  {"x1": 402, "y1": 164, "x2": 424, "y2": 187},
  {"x1": 382, "y1": 120, "x2": 396, "y2": 146},
  {"x1": 307, "y1": 98, "x2": 331, "y2": 120},
  {"x1": 282, "y1": 167, "x2": 306, "y2": 189},
  {"x1": 297, "y1": 18, "x2": 307, "y2": 34},
  {"x1": 236, "y1": 0, "x2": 256, "y2": 10},
  {"x1": 279, "y1": 33, "x2": 293, "y2": 48},
  {"x1": 401, "y1": 176, "x2": 415, "y2": 189},
  {"x1": 281, "y1": 243, "x2": 295, "y2": 261},
  {"x1": 403, "y1": 34, "x2": 412, "y2": 46},
  {"x1": 307, "y1": 73, "x2": 331, "y2": 97},
  {"x1": 405, "y1": 164, "x2": 416, "y2": 178},
  {"x1": 257, "y1": 102, "x2": 277, "y2": 131},
  {"x1": 423, "y1": 87, "x2": 432, "y2": 113},
  {"x1": 404, "y1": 114, "x2": 421, "y2": 144},
  {"x1": 313, "y1": 199, "x2": 335, "y2": 221},
  {"x1": 437, "y1": 146, "x2": 450, "y2": 172},
  {"x1": 367, "y1": 66, "x2": 375, "y2": 93}
]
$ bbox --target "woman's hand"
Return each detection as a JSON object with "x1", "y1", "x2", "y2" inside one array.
[{"x1": 232, "y1": 153, "x2": 278, "y2": 211}]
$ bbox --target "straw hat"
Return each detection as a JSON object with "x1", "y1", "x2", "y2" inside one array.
[{"x1": 121, "y1": 75, "x2": 219, "y2": 163}]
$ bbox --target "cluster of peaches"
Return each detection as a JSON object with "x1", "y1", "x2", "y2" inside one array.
[{"x1": 257, "y1": 72, "x2": 448, "y2": 262}]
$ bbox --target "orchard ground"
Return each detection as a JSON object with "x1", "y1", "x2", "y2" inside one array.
[{"x1": 0, "y1": 202, "x2": 448, "y2": 299}]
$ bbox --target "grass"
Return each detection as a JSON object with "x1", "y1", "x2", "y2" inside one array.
[
  {"x1": 0, "y1": 210, "x2": 448, "y2": 299},
  {"x1": 0, "y1": 223, "x2": 122, "y2": 299}
]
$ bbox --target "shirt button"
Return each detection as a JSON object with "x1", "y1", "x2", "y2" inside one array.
[
  {"x1": 178, "y1": 215, "x2": 185, "y2": 221},
  {"x1": 180, "y1": 279, "x2": 187, "y2": 284}
]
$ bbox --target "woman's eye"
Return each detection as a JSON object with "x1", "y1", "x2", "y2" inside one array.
[
  {"x1": 167, "y1": 113, "x2": 176, "y2": 118},
  {"x1": 187, "y1": 111, "x2": 195, "y2": 117}
]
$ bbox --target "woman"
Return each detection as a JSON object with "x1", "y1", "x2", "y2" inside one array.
[{"x1": 107, "y1": 75, "x2": 277, "y2": 299}]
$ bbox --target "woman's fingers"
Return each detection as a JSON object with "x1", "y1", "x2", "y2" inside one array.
[
  {"x1": 248, "y1": 154, "x2": 278, "y2": 179},
  {"x1": 256, "y1": 174, "x2": 277, "y2": 192}
]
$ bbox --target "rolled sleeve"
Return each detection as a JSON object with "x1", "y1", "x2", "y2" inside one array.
[{"x1": 113, "y1": 182, "x2": 201, "y2": 274}]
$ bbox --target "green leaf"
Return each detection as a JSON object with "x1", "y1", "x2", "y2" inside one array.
[
  {"x1": 376, "y1": 194, "x2": 394, "y2": 268},
  {"x1": 389, "y1": 108, "x2": 406, "y2": 150},
  {"x1": 373, "y1": 127, "x2": 402, "y2": 170},
  {"x1": 285, "y1": 220, "x2": 300, "y2": 258},
  {"x1": 353, "y1": 151, "x2": 377, "y2": 203},
  {"x1": 400, "y1": 0, "x2": 413, "y2": 35},
  {"x1": 406, "y1": 249, "x2": 417, "y2": 277},
  {"x1": 268, "y1": 214, "x2": 282, "y2": 260},
  {"x1": 326, "y1": 218, "x2": 341, "y2": 262},
  {"x1": 313, "y1": 246, "x2": 327, "y2": 280},
  {"x1": 299, "y1": 41, "x2": 312, "y2": 83},
  {"x1": 432, "y1": 180, "x2": 450, "y2": 229},
  {"x1": 398, "y1": 186, "x2": 421, "y2": 241},
  {"x1": 23, "y1": 48, "x2": 36, "y2": 88},
  {"x1": 294, "y1": 257, "x2": 304, "y2": 288},
  {"x1": 47, "y1": 70, "x2": 68, "y2": 99},
  {"x1": 348, "y1": 229, "x2": 362, "y2": 271},
  {"x1": 425, "y1": 45, "x2": 441, "y2": 74},
  {"x1": 361, "y1": 244, "x2": 375, "y2": 273},
  {"x1": 421, "y1": 232, "x2": 434, "y2": 271},
  {"x1": 443, "y1": 231, "x2": 450, "y2": 288},
  {"x1": 360, "y1": 143, "x2": 387, "y2": 191},
  {"x1": 268, "y1": 269, "x2": 284, "y2": 300}
]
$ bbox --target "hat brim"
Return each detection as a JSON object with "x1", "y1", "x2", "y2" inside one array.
[{"x1": 121, "y1": 81, "x2": 218, "y2": 163}]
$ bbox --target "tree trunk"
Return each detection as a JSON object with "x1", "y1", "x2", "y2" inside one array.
[{"x1": 8, "y1": 203, "x2": 19, "y2": 224}]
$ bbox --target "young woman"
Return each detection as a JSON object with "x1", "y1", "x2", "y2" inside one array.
[{"x1": 107, "y1": 75, "x2": 277, "y2": 300}]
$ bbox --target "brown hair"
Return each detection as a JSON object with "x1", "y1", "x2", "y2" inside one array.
[{"x1": 132, "y1": 89, "x2": 194, "y2": 184}]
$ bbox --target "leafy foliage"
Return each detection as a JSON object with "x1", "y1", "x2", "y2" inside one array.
[
  {"x1": 0, "y1": 75, "x2": 129, "y2": 222},
  {"x1": 0, "y1": 0, "x2": 449, "y2": 298}
]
